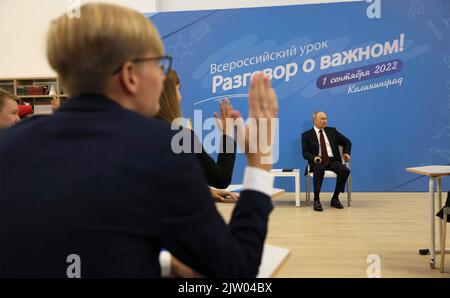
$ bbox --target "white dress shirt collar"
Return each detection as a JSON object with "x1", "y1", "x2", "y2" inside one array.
[{"x1": 314, "y1": 126, "x2": 325, "y2": 135}]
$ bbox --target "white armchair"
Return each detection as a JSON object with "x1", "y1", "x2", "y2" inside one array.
[{"x1": 305, "y1": 145, "x2": 352, "y2": 207}]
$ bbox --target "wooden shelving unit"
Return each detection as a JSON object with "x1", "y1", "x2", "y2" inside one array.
[{"x1": 0, "y1": 77, "x2": 69, "y2": 114}]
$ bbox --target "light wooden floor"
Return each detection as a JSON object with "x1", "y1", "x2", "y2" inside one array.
[{"x1": 216, "y1": 192, "x2": 450, "y2": 278}]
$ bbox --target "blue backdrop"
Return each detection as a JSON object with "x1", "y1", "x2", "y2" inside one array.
[{"x1": 150, "y1": 0, "x2": 450, "y2": 192}]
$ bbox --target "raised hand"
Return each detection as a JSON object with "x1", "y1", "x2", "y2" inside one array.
[
  {"x1": 214, "y1": 98, "x2": 239, "y2": 137},
  {"x1": 235, "y1": 73, "x2": 279, "y2": 171}
]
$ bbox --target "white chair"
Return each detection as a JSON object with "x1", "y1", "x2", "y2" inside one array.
[
  {"x1": 441, "y1": 207, "x2": 449, "y2": 273},
  {"x1": 305, "y1": 146, "x2": 352, "y2": 207}
]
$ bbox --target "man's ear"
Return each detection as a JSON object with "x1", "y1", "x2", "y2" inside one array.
[{"x1": 118, "y1": 61, "x2": 139, "y2": 95}]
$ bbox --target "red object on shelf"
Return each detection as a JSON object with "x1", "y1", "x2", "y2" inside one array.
[
  {"x1": 18, "y1": 105, "x2": 33, "y2": 117},
  {"x1": 26, "y1": 86, "x2": 46, "y2": 95}
]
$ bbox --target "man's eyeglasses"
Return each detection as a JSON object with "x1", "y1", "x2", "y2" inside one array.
[{"x1": 112, "y1": 55, "x2": 172, "y2": 76}]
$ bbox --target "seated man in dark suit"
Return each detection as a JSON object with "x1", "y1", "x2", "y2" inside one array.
[
  {"x1": 0, "y1": 3, "x2": 279, "y2": 278},
  {"x1": 301, "y1": 111, "x2": 352, "y2": 212}
]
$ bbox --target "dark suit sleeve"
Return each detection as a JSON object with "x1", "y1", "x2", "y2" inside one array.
[
  {"x1": 334, "y1": 128, "x2": 352, "y2": 155},
  {"x1": 157, "y1": 152, "x2": 272, "y2": 278},
  {"x1": 301, "y1": 132, "x2": 315, "y2": 163},
  {"x1": 194, "y1": 132, "x2": 236, "y2": 189}
]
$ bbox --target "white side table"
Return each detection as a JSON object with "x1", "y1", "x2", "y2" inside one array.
[
  {"x1": 406, "y1": 165, "x2": 450, "y2": 269},
  {"x1": 271, "y1": 169, "x2": 301, "y2": 207}
]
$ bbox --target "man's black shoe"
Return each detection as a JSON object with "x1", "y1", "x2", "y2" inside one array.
[
  {"x1": 314, "y1": 200, "x2": 323, "y2": 212},
  {"x1": 331, "y1": 198, "x2": 344, "y2": 209}
]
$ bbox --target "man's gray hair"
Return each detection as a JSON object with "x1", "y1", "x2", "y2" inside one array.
[{"x1": 313, "y1": 111, "x2": 324, "y2": 120}]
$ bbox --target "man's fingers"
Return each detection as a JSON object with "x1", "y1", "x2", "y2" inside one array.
[
  {"x1": 217, "y1": 191, "x2": 238, "y2": 202},
  {"x1": 224, "y1": 98, "x2": 232, "y2": 116},
  {"x1": 230, "y1": 110, "x2": 240, "y2": 119},
  {"x1": 212, "y1": 193, "x2": 225, "y2": 202},
  {"x1": 235, "y1": 117, "x2": 249, "y2": 153},
  {"x1": 267, "y1": 80, "x2": 278, "y2": 117},
  {"x1": 248, "y1": 72, "x2": 261, "y2": 117},
  {"x1": 228, "y1": 192, "x2": 239, "y2": 201},
  {"x1": 218, "y1": 99, "x2": 225, "y2": 117},
  {"x1": 257, "y1": 75, "x2": 269, "y2": 116}
]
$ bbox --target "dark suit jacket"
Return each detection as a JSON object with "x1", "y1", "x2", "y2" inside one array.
[
  {"x1": 188, "y1": 129, "x2": 236, "y2": 189},
  {"x1": 159, "y1": 122, "x2": 236, "y2": 189},
  {"x1": 301, "y1": 127, "x2": 352, "y2": 174},
  {"x1": 0, "y1": 94, "x2": 272, "y2": 277}
]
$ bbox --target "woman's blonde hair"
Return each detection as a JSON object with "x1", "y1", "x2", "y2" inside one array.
[
  {"x1": 156, "y1": 70, "x2": 182, "y2": 123},
  {"x1": 46, "y1": 3, "x2": 164, "y2": 96}
]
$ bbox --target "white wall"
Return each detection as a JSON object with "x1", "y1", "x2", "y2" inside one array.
[
  {"x1": 0, "y1": 0, "x2": 158, "y2": 78},
  {"x1": 0, "y1": 0, "x2": 358, "y2": 78}
]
